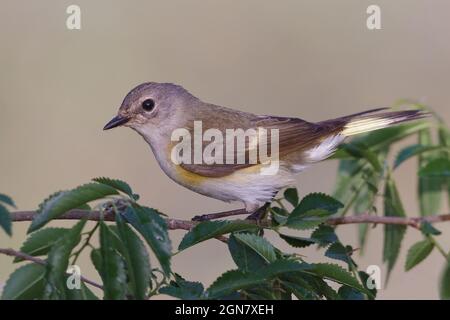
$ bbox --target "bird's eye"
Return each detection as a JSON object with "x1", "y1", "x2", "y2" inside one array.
[{"x1": 142, "y1": 99, "x2": 155, "y2": 111}]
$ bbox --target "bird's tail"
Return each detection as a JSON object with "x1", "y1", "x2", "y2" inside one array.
[{"x1": 339, "y1": 109, "x2": 427, "y2": 137}]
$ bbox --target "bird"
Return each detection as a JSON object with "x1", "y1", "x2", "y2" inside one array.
[{"x1": 104, "y1": 82, "x2": 426, "y2": 220}]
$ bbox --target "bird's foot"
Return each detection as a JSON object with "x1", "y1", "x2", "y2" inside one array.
[
  {"x1": 192, "y1": 208, "x2": 248, "y2": 222},
  {"x1": 245, "y1": 203, "x2": 271, "y2": 221}
]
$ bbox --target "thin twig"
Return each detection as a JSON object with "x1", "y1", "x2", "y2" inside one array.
[
  {"x1": 0, "y1": 248, "x2": 103, "y2": 290},
  {"x1": 326, "y1": 213, "x2": 450, "y2": 229},
  {"x1": 9, "y1": 210, "x2": 450, "y2": 229}
]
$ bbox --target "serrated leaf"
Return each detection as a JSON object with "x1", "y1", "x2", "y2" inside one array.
[
  {"x1": 304, "y1": 263, "x2": 369, "y2": 296},
  {"x1": 1, "y1": 264, "x2": 46, "y2": 300},
  {"x1": 207, "y1": 260, "x2": 310, "y2": 298},
  {"x1": 44, "y1": 220, "x2": 86, "y2": 299},
  {"x1": 122, "y1": 206, "x2": 171, "y2": 275},
  {"x1": 419, "y1": 158, "x2": 450, "y2": 177},
  {"x1": 99, "y1": 222, "x2": 127, "y2": 300},
  {"x1": 15, "y1": 228, "x2": 68, "y2": 262},
  {"x1": 286, "y1": 209, "x2": 335, "y2": 230},
  {"x1": 405, "y1": 239, "x2": 434, "y2": 271},
  {"x1": 292, "y1": 193, "x2": 344, "y2": 215},
  {"x1": 325, "y1": 242, "x2": 352, "y2": 265},
  {"x1": 0, "y1": 193, "x2": 15, "y2": 207},
  {"x1": 178, "y1": 220, "x2": 259, "y2": 251},
  {"x1": 0, "y1": 203, "x2": 12, "y2": 236},
  {"x1": 311, "y1": 225, "x2": 338, "y2": 245},
  {"x1": 281, "y1": 280, "x2": 316, "y2": 300},
  {"x1": 281, "y1": 273, "x2": 339, "y2": 300},
  {"x1": 383, "y1": 177, "x2": 407, "y2": 281},
  {"x1": 29, "y1": 183, "x2": 119, "y2": 233},
  {"x1": 115, "y1": 213, "x2": 151, "y2": 300},
  {"x1": 279, "y1": 234, "x2": 316, "y2": 248},
  {"x1": 233, "y1": 233, "x2": 277, "y2": 263},
  {"x1": 228, "y1": 234, "x2": 268, "y2": 271},
  {"x1": 283, "y1": 188, "x2": 299, "y2": 207},
  {"x1": 440, "y1": 261, "x2": 450, "y2": 300},
  {"x1": 92, "y1": 177, "x2": 136, "y2": 199},
  {"x1": 159, "y1": 274, "x2": 204, "y2": 300}
]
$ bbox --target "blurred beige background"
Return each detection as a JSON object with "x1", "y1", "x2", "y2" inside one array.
[{"x1": 1, "y1": 0, "x2": 449, "y2": 299}]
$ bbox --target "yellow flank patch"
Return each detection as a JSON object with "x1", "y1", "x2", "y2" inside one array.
[{"x1": 174, "y1": 165, "x2": 207, "y2": 185}]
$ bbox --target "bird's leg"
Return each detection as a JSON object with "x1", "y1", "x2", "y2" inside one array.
[
  {"x1": 192, "y1": 208, "x2": 248, "y2": 222},
  {"x1": 246, "y1": 202, "x2": 271, "y2": 221}
]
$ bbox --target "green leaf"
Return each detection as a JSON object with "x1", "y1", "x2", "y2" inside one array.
[
  {"x1": 279, "y1": 234, "x2": 316, "y2": 248},
  {"x1": 281, "y1": 273, "x2": 339, "y2": 300},
  {"x1": 340, "y1": 144, "x2": 382, "y2": 172},
  {"x1": 281, "y1": 280, "x2": 317, "y2": 300},
  {"x1": 15, "y1": 228, "x2": 68, "y2": 262},
  {"x1": 207, "y1": 260, "x2": 310, "y2": 298},
  {"x1": 283, "y1": 188, "x2": 299, "y2": 207},
  {"x1": 0, "y1": 193, "x2": 15, "y2": 207},
  {"x1": 122, "y1": 206, "x2": 171, "y2": 275},
  {"x1": 325, "y1": 242, "x2": 353, "y2": 265},
  {"x1": 292, "y1": 193, "x2": 344, "y2": 215},
  {"x1": 270, "y1": 207, "x2": 289, "y2": 225},
  {"x1": 338, "y1": 286, "x2": 364, "y2": 300},
  {"x1": 232, "y1": 233, "x2": 277, "y2": 263},
  {"x1": 394, "y1": 144, "x2": 449, "y2": 169},
  {"x1": 92, "y1": 177, "x2": 137, "y2": 199},
  {"x1": 0, "y1": 203, "x2": 12, "y2": 236},
  {"x1": 65, "y1": 282, "x2": 99, "y2": 300},
  {"x1": 99, "y1": 222, "x2": 127, "y2": 300},
  {"x1": 305, "y1": 263, "x2": 369, "y2": 296},
  {"x1": 44, "y1": 220, "x2": 86, "y2": 299},
  {"x1": 29, "y1": 183, "x2": 119, "y2": 233},
  {"x1": 405, "y1": 239, "x2": 434, "y2": 271},
  {"x1": 178, "y1": 220, "x2": 259, "y2": 251},
  {"x1": 440, "y1": 261, "x2": 450, "y2": 300},
  {"x1": 383, "y1": 177, "x2": 407, "y2": 280},
  {"x1": 418, "y1": 130, "x2": 444, "y2": 216},
  {"x1": 90, "y1": 248, "x2": 102, "y2": 277},
  {"x1": 419, "y1": 158, "x2": 450, "y2": 177},
  {"x1": 115, "y1": 213, "x2": 151, "y2": 300},
  {"x1": 333, "y1": 159, "x2": 366, "y2": 203},
  {"x1": 286, "y1": 209, "x2": 335, "y2": 230},
  {"x1": 159, "y1": 274, "x2": 204, "y2": 300},
  {"x1": 1, "y1": 264, "x2": 46, "y2": 300},
  {"x1": 420, "y1": 221, "x2": 442, "y2": 236},
  {"x1": 358, "y1": 271, "x2": 377, "y2": 299},
  {"x1": 228, "y1": 234, "x2": 268, "y2": 271},
  {"x1": 311, "y1": 225, "x2": 338, "y2": 245}
]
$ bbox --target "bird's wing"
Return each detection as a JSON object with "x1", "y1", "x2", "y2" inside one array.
[{"x1": 178, "y1": 113, "x2": 345, "y2": 178}]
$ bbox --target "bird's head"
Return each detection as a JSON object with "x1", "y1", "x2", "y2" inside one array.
[{"x1": 103, "y1": 82, "x2": 198, "y2": 135}]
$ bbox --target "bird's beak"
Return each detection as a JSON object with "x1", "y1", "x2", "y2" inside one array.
[{"x1": 103, "y1": 115, "x2": 130, "y2": 130}]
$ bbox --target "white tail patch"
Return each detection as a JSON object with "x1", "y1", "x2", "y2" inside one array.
[
  {"x1": 305, "y1": 135, "x2": 345, "y2": 163},
  {"x1": 342, "y1": 117, "x2": 397, "y2": 137}
]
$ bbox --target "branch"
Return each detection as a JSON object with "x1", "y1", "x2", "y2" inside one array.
[
  {"x1": 10, "y1": 210, "x2": 196, "y2": 231},
  {"x1": 326, "y1": 213, "x2": 450, "y2": 229},
  {"x1": 9, "y1": 210, "x2": 450, "y2": 230},
  {"x1": 10, "y1": 210, "x2": 229, "y2": 242},
  {"x1": 0, "y1": 248, "x2": 103, "y2": 290}
]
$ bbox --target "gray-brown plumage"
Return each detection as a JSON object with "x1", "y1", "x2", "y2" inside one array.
[{"x1": 104, "y1": 82, "x2": 427, "y2": 212}]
